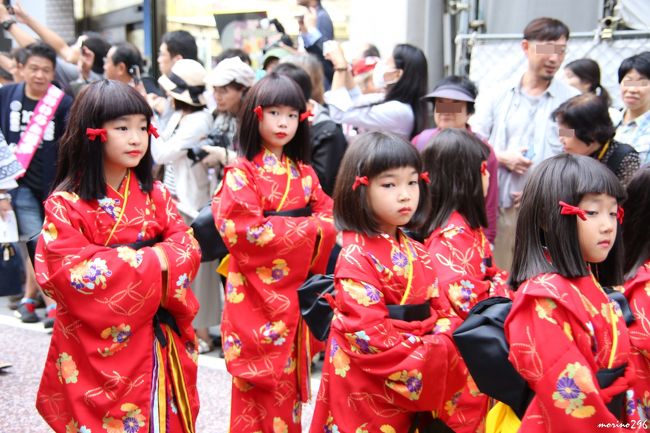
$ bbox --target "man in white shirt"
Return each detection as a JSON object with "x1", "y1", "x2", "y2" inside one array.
[{"x1": 470, "y1": 17, "x2": 580, "y2": 270}]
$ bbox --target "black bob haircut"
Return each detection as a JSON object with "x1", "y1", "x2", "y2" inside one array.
[
  {"x1": 273, "y1": 62, "x2": 313, "y2": 101},
  {"x1": 509, "y1": 153, "x2": 626, "y2": 290},
  {"x1": 552, "y1": 93, "x2": 615, "y2": 146},
  {"x1": 333, "y1": 131, "x2": 430, "y2": 236},
  {"x1": 54, "y1": 80, "x2": 155, "y2": 200},
  {"x1": 622, "y1": 166, "x2": 650, "y2": 279},
  {"x1": 162, "y1": 30, "x2": 198, "y2": 61},
  {"x1": 110, "y1": 42, "x2": 144, "y2": 78},
  {"x1": 618, "y1": 51, "x2": 650, "y2": 83},
  {"x1": 237, "y1": 72, "x2": 310, "y2": 163},
  {"x1": 417, "y1": 129, "x2": 489, "y2": 240}
]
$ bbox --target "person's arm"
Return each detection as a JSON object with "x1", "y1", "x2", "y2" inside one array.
[
  {"x1": 323, "y1": 40, "x2": 354, "y2": 91},
  {"x1": 0, "y1": 3, "x2": 37, "y2": 47},
  {"x1": 11, "y1": 1, "x2": 77, "y2": 62}
]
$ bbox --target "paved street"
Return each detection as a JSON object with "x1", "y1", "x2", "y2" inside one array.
[{"x1": 0, "y1": 296, "x2": 318, "y2": 432}]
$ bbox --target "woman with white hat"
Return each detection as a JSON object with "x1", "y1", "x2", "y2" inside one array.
[
  {"x1": 151, "y1": 58, "x2": 220, "y2": 353},
  {"x1": 200, "y1": 56, "x2": 256, "y2": 171}
]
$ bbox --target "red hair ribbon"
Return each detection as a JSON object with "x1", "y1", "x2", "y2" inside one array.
[
  {"x1": 148, "y1": 124, "x2": 160, "y2": 138},
  {"x1": 559, "y1": 201, "x2": 587, "y2": 221},
  {"x1": 299, "y1": 110, "x2": 313, "y2": 122},
  {"x1": 617, "y1": 206, "x2": 624, "y2": 224},
  {"x1": 480, "y1": 160, "x2": 488, "y2": 175},
  {"x1": 420, "y1": 171, "x2": 430, "y2": 184},
  {"x1": 253, "y1": 105, "x2": 264, "y2": 121},
  {"x1": 352, "y1": 176, "x2": 369, "y2": 191},
  {"x1": 86, "y1": 128, "x2": 107, "y2": 142}
]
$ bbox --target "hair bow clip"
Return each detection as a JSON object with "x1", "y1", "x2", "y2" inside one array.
[
  {"x1": 420, "y1": 171, "x2": 430, "y2": 184},
  {"x1": 253, "y1": 105, "x2": 264, "y2": 121},
  {"x1": 299, "y1": 110, "x2": 313, "y2": 122},
  {"x1": 559, "y1": 201, "x2": 587, "y2": 221},
  {"x1": 617, "y1": 206, "x2": 624, "y2": 224},
  {"x1": 148, "y1": 124, "x2": 160, "y2": 138},
  {"x1": 352, "y1": 175, "x2": 369, "y2": 191},
  {"x1": 480, "y1": 160, "x2": 488, "y2": 175},
  {"x1": 86, "y1": 128, "x2": 107, "y2": 142}
]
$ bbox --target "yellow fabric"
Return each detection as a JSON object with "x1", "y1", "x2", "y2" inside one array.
[
  {"x1": 217, "y1": 254, "x2": 230, "y2": 277},
  {"x1": 399, "y1": 233, "x2": 414, "y2": 305},
  {"x1": 485, "y1": 402, "x2": 521, "y2": 433},
  {"x1": 167, "y1": 328, "x2": 195, "y2": 433},
  {"x1": 104, "y1": 170, "x2": 131, "y2": 246}
]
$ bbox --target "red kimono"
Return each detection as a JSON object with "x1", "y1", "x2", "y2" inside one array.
[
  {"x1": 35, "y1": 174, "x2": 201, "y2": 433},
  {"x1": 505, "y1": 273, "x2": 640, "y2": 433},
  {"x1": 212, "y1": 149, "x2": 336, "y2": 433},
  {"x1": 622, "y1": 261, "x2": 650, "y2": 422},
  {"x1": 424, "y1": 211, "x2": 510, "y2": 433},
  {"x1": 310, "y1": 230, "x2": 466, "y2": 433}
]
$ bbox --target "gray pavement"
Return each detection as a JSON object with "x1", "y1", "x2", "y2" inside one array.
[{"x1": 0, "y1": 295, "x2": 318, "y2": 432}]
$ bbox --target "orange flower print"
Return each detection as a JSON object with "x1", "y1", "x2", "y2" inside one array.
[
  {"x1": 535, "y1": 298, "x2": 558, "y2": 324},
  {"x1": 56, "y1": 352, "x2": 79, "y2": 384},
  {"x1": 69, "y1": 258, "x2": 112, "y2": 294},
  {"x1": 448, "y1": 280, "x2": 477, "y2": 313},
  {"x1": 552, "y1": 362, "x2": 596, "y2": 418},
  {"x1": 302, "y1": 176, "x2": 313, "y2": 197},
  {"x1": 273, "y1": 417, "x2": 289, "y2": 433},
  {"x1": 292, "y1": 400, "x2": 301, "y2": 424},
  {"x1": 390, "y1": 246, "x2": 409, "y2": 277},
  {"x1": 42, "y1": 221, "x2": 58, "y2": 243},
  {"x1": 225, "y1": 167, "x2": 248, "y2": 191},
  {"x1": 65, "y1": 418, "x2": 91, "y2": 433},
  {"x1": 98, "y1": 324, "x2": 132, "y2": 357},
  {"x1": 386, "y1": 369, "x2": 424, "y2": 401},
  {"x1": 324, "y1": 412, "x2": 340, "y2": 433},
  {"x1": 116, "y1": 246, "x2": 144, "y2": 268},
  {"x1": 355, "y1": 424, "x2": 370, "y2": 433},
  {"x1": 233, "y1": 377, "x2": 253, "y2": 392},
  {"x1": 102, "y1": 403, "x2": 146, "y2": 433},
  {"x1": 223, "y1": 333, "x2": 243, "y2": 362},
  {"x1": 219, "y1": 219, "x2": 237, "y2": 246},
  {"x1": 434, "y1": 318, "x2": 451, "y2": 334},
  {"x1": 225, "y1": 272, "x2": 246, "y2": 304},
  {"x1": 441, "y1": 224, "x2": 464, "y2": 239},
  {"x1": 256, "y1": 259, "x2": 290, "y2": 284},
  {"x1": 330, "y1": 338, "x2": 351, "y2": 378},
  {"x1": 260, "y1": 320, "x2": 290, "y2": 346},
  {"x1": 246, "y1": 221, "x2": 276, "y2": 246},
  {"x1": 340, "y1": 279, "x2": 382, "y2": 307},
  {"x1": 380, "y1": 426, "x2": 397, "y2": 433}
]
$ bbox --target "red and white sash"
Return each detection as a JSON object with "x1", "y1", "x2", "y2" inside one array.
[{"x1": 14, "y1": 84, "x2": 65, "y2": 176}]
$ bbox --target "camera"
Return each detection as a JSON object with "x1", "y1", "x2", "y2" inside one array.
[{"x1": 187, "y1": 130, "x2": 230, "y2": 163}]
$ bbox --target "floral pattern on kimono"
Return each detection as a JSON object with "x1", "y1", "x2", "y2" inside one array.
[
  {"x1": 212, "y1": 149, "x2": 336, "y2": 432},
  {"x1": 35, "y1": 174, "x2": 201, "y2": 433},
  {"x1": 622, "y1": 261, "x2": 650, "y2": 422},
  {"x1": 505, "y1": 273, "x2": 640, "y2": 433},
  {"x1": 309, "y1": 231, "x2": 465, "y2": 433},
  {"x1": 425, "y1": 211, "x2": 511, "y2": 433}
]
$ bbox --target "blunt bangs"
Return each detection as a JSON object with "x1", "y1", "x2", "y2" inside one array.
[
  {"x1": 89, "y1": 80, "x2": 153, "y2": 126},
  {"x1": 510, "y1": 154, "x2": 625, "y2": 289},
  {"x1": 359, "y1": 132, "x2": 422, "y2": 177},
  {"x1": 253, "y1": 73, "x2": 306, "y2": 112}
]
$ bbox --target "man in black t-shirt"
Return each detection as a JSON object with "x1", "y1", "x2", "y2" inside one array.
[{"x1": 0, "y1": 42, "x2": 72, "y2": 325}]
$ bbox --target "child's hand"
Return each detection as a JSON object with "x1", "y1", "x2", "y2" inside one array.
[{"x1": 152, "y1": 246, "x2": 168, "y2": 272}]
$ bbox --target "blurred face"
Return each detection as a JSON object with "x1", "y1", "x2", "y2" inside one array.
[
  {"x1": 620, "y1": 69, "x2": 650, "y2": 114},
  {"x1": 103, "y1": 47, "x2": 120, "y2": 80},
  {"x1": 523, "y1": 37, "x2": 567, "y2": 81},
  {"x1": 259, "y1": 105, "x2": 299, "y2": 157},
  {"x1": 214, "y1": 85, "x2": 245, "y2": 114},
  {"x1": 102, "y1": 114, "x2": 149, "y2": 176},
  {"x1": 576, "y1": 193, "x2": 617, "y2": 264},
  {"x1": 558, "y1": 122, "x2": 600, "y2": 155},
  {"x1": 367, "y1": 166, "x2": 420, "y2": 239},
  {"x1": 383, "y1": 56, "x2": 402, "y2": 86},
  {"x1": 21, "y1": 55, "x2": 55, "y2": 97},
  {"x1": 563, "y1": 69, "x2": 590, "y2": 93},
  {"x1": 157, "y1": 42, "x2": 178, "y2": 77},
  {"x1": 434, "y1": 97, "x2": 469, "y2": 129}
]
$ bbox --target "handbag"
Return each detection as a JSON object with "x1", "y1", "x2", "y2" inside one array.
[
  {"x1": 297, "y1": 273, "x2": 335, "y2": 342},
  {"x1": 0, "y1": 243, "x2": 23, "y2": 297},
  {"x1": 190, "y1": 203, "x2": 229, "y2": 263}
]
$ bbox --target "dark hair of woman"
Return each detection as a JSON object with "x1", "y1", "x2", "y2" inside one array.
[
  {"x1": 564, "y1": 58, "x2": 611, "y2": 106},
  {"x1": 237, "y1": 72, "x2": 310, "y2": 163},
  {"x1": 110, "y1": 42, "x2": 144, "y2": 78},
  {"x1": 417, "y1": 129, "x2": 489, "y2": 239},
  {"x1": 333, "y1": 131, "x2": 430, "y2": 236},
  {"x1": 273, "y1": 62, "x2": 313, "y2": 101},
  {"x1": 618, "y1": 51, "x2": 650, "y2": 83},
  {"x1": 552, "y1": 93, "x2": 615, "y2": 146},
  {"x1": 622, "y1": 166, "x2": 650, "y2": 279},
  {"x1": 509, "y1": 153, "x2": 626, "y2": 290},
  {"x1": 82, "y1": 36, "x2": 111, "y2": 75},
  {"x1": 54, "y1": 80, "x2": 154, "y2": 199},
  {"x1": 384, "y1": 44, "x2": 428, "y2": 139}
]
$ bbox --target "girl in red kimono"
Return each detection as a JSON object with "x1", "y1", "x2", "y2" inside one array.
[
  {"x1": 310, "y1": 132, "x2": 466, "y2": 433},
  {"x1": 211, "y1": 73, "x2": 336, "y2": 433},
  {"x1": 622, "y1": 166, "x2": 650, "y2": 425},
  {"x1": 505, "y1": 153, "x2": 640, "y2": 432},
  {"x1": 419, "y1": 128, "x2": 510, "y2": 433},
  {"x1": 34, "y1": 80, "x2": 201, "y2": 433}
]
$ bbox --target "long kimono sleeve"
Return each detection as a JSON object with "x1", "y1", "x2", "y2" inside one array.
[
  {"x1": 213, "y1": 163, "x2": 331, "y2": 279},
  {"x1": 330, "y1": 275, "x2": 464, "y2": 412},
  {"x1": 506, "y1": 295, "x2": 628, "y2": 432},
  {"x1": 36, "y1": 195, "x2": 164, "y2": 331}
]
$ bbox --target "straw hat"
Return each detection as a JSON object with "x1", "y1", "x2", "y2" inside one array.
[
  {"x1": 205, "y1": 56, "x2": 255, "y2": 88},
  {"x1": 158, "y1": 59, "x2": 207, "y2": 106}
]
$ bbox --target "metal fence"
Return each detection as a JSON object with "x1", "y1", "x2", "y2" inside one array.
[{"x1": 455, "y1": 30, "x2": 650, "y2": 108}]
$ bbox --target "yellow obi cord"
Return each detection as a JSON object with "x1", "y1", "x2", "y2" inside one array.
[
  {"x1": 399, "y1": 233, "x2": 415, "y2": 305},
  {"x1": 166, "y1": 329, "x2": 195, "y2": 433},
  {"x1": 104, "y1": 170, "x2": 131, "y2": 246}
]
